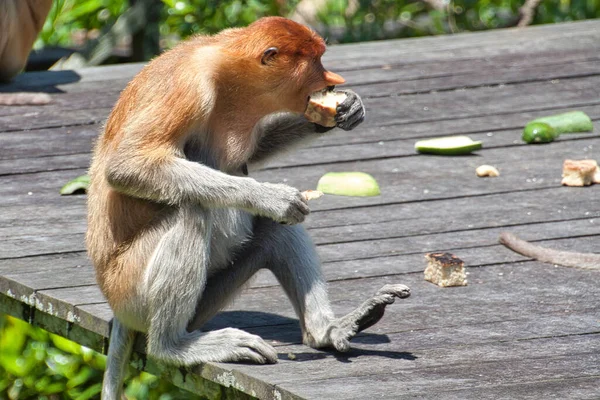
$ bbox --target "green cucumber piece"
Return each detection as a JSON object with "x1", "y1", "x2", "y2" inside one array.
[
  {"x1": 415, "y1": 136, "x2": 482, "y2": 155},
  {"x1": 316, "y1": 172, "x2": 380, "y2": 197},
  {"x1": 60, "y1": 174, "x2": 90, "y2": 195},
  {"x1": 522, "y1": 122, "x2": 557, "y2": 144},
  {"x1": 530, "y1": 111, "x2": 593, "y2": 134}
]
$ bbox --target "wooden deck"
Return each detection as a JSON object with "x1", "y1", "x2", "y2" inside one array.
[{"x1": 2, "y1": 20, "x2": 600, "y2": 399}]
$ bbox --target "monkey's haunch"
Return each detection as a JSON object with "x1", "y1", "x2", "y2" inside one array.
[{"x1": 499, "y1": 232, "x2": 600, "y2": 270}]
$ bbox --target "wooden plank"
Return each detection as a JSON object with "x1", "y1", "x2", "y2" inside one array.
[
  {"x1": 314, "y1": 104, "x2": 600, "y2": 148},
  {"x1": 1, "y1": 40, "x2": 599, "y2": 132},
  {"x1": 5, "y1": 259, "x2": 599, "y2": 342},
  {"x1": 233, "y1": 334, "x2": 600, "y2": 384},
  {"x1": 1, "y1": 108, "x2": 598, "y2": 176},
  {"x1": 3, "y1": 21, "x2": 597, "y2": 94},
  {"x1": 394, "y1": 377, "x2": 600, "y2": 400},
  {"x1": 1, "y1": 51, "x2": 596, "y2": 122},
  {"x1": 322, "y1": 20, "x2": 600, "y2": 68},
  {"x1": 2, "y1": 136, "x2": 599, "y2": 258},
  {"x1": 0, "y1": 179, "x2": 597, "y2": 256},
  {"x1": 0, "y1": 124, "x2": 97, "y2": 161},
  {"x1": 1, "y1": 128, "x2": 598, "y2": 212},
  {"x1": 274, "y1": 350, "x2": 600, "y2": 399},
  {"x1": 337, "y1": 49, "x2": 600, "y2": 87},
  {"x1": 1, "y1": 99, "x2": 599, "y2": 168},
  {"x1": 253, "y1": 137, "x2": 600, "y2": 211},
  {"x1": 2, "y1": 183, "x2": 598, "y2": 260}
]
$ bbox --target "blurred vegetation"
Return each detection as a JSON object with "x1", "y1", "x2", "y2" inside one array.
[
  {"x1": 35, "y1": 0, "x2": 600, "y2": 51},
  {"x1": 0, "y1": 314, "x2": 203, "y2": 399}
]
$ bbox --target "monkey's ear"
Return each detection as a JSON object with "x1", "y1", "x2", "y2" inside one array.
[{"x1": 261, "y1": 47, "x2": 278, "y2": 65}]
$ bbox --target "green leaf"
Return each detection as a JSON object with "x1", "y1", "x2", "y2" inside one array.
[{"x1": 60, "y1": 175, "x2": 90, "y2": 195}]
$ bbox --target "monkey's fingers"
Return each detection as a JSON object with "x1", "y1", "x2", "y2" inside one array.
[{"x1": 336, "y1": 90, "x2": 365, "y2": 131}]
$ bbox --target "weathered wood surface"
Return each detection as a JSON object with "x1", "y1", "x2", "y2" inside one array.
[{"x1": 1, "y1": 20, "x2": 600, "y2": 399}]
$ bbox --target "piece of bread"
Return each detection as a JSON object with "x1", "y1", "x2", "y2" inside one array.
[
  {"x1": 304, "y1": 90, "x2": 347, "y2": 127},
  {"x1": 476, "y1": 164, "x2": 500, "y2": 177},
  {"x1": 424, "y1": 252, "x2": 467, "y2": 287},
  {"x1": 561, "y1": 159, "x2": 600, "y2": 187},
  {"x1": 301, "y1": 190, "x2": 324, "y2": 201}
]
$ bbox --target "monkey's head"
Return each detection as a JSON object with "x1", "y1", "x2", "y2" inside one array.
[{"x1": 225, "y1": 17, "x2": 345, "y2": 114}]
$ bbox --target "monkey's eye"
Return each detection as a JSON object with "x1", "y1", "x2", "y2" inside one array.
[{"x1": 261, "y1": 47, "x2": 278, "y2": 65}]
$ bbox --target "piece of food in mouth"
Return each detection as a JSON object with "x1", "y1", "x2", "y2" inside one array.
[
  {"x1": 424, "y1": 252, "x2": 467, "y2": 287},
  {"x1": 561, "y1": 159, "x2": 600, "y2": 187},
  {"x1": 304, "y1": 89, "x2": 347, "y2": 127}
]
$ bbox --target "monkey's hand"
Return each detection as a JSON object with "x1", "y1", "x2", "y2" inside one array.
[
  {"x1": 335, "y1": 89, "x2": 365, "y2": 131},
  {"x1": 253, "y1": 183, "x2": 310, "y2": 224}
]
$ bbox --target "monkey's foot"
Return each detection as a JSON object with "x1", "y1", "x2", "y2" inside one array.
[
  {"x1": 209, "y1": 328, "x2": 279, "y2": 364},
  {"x1": 306, "y1": 284, "x2": 410, "y2": 352},
  {"x1": 159, "y1": 328, "x2": 279, "y2": 365}
]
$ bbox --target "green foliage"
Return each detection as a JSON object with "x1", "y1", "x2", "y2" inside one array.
[
  {"x1": 35, "y1": 0, "x2": 128, "y2": 49},
  {"x1": 36, "y1": 0, "x2": 600, "y2": 50},
  {"x1": 161, "y1": 0, "x2": 299, "y2": 40},
  {"x1": 316, "y1": 0, "x2": 600, "y2": 42},
  {"x1": 0, "y1": 314, "x2": 203, "y2": 399}
]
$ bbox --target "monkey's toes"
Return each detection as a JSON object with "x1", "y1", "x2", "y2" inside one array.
[
  {"x1": 378, "y1": 284, "x2": 411, "y2": 299},
  {"x1": 332, "y1": 335, "x2": 351, "y2": 353}
]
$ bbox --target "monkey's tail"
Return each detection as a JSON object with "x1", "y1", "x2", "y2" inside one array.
[
  {"x1": 102, "y1": 319, "x2": 135, "y2": 400},
  {"x1": 499, "y1": 232, "x2": 600, "y2": 270}
]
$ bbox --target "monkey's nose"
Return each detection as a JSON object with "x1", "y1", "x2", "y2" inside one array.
[{"x1": 324, "y1": 70, "x2": 345, "y2": 85}]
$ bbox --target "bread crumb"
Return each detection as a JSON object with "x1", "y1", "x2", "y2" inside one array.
[
  {"x1": 302, "y1": 190, "x2": 324, "y2": 201},
  {"x1": 476, "y1": 165, "x2": 500, "y2": 177},
  {"x1": 561, "y1": 159, "x2": 600, "y2": 187},
  {"x1": 424, "y1": 253, "x2": 467, "y2": 287}
]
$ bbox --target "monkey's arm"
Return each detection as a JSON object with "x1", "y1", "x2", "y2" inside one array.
[
  {"x1": 105, "y1": 144, "x2": 309, "y2": 224},
  {"x1": 250, "y1": 89, "x2": 365, "y2": 165}
]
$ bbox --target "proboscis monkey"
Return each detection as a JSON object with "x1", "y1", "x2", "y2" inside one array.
[
  {"x1": 0, "y1": 0, "x2": 53, "y2": 105},
  {"x1": 86, "y1": 16, "x2": 411, "y2": 399}
]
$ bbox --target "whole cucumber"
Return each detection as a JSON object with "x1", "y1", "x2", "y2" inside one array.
[{"x1": 522, "y1": 122, "x2": 557, "y2": 144}]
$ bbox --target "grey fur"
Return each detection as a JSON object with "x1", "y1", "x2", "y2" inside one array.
[{"x1": 101, "y1": 90, "x2": 411, "y2": 399}]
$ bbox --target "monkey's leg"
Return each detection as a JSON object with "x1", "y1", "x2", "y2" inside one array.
[
  {"x1": 145, "y1": 207, "x2": 277, "y2": 365},
  {"x1": 190, "y1": 218, "x2": 409, "y2": 353},
  {"x1": 251, "y1": 220, "x2": 410, "y2": 351},
  {"x1": 102, "y1": 319, "x2": 135, "y2": 400}
]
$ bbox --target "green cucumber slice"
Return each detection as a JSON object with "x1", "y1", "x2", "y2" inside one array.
[
  {"x1": 60, "y1": 174, "x2": 90, "y2": 195},
  {"x1": 522, "y1": 122, "x2": 557, "y2": 144},
  {"x1": 530, "y1": 111, "x2": 593, "y2": 134},
  {"x1": 415, "y1": 136, "x2": 482, "y2": 155},
  {"x1": 316, "y1": 172, "x2": 380, "y2": 197}
]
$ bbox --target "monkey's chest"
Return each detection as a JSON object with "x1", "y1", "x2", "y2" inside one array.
[{"x1": 208, "y1": 208, "x2": 254, "y2": 270}]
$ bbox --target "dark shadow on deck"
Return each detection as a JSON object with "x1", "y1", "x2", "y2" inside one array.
[
  {"x1": 204, "y1": 310, "x2": 416, "y2": 362},
  {"x1": 1, "y1": 70, "x2": 81, "y2": 93}
]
